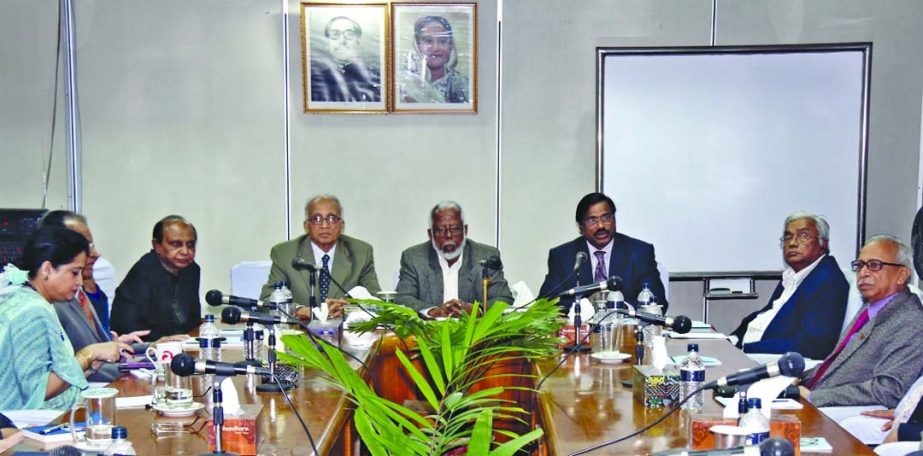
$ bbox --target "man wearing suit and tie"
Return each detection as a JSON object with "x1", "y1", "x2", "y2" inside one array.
[
  {"x1": 729, "y1": 212, "x2": 850, "y2": 359},
  {"x1": 261, "y1": 195, "x2": 381, "y2": 320},
  {"x1": 539, "y1": 192, "x2": 667, "y2": 314},
  {"x1": 800, "y1": 235, "x2": 923, "y2": 408},
  {"x1": 395, "y1": 200, "x2": 513, "y2": 318}
]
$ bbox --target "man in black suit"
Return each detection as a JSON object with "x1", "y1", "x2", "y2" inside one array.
[{"x1": 539, "y1": 192, "x2": 667, "y2": 314}]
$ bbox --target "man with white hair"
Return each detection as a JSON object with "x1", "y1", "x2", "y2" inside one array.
[
  {"x1": 799, "y1": 235, "x2": 923, "y2": 408},
  {"x1": 729, "y1": 211, "x2": 849, "y2": 359},
  {"x1": 395, "y1": 201, "x2": 513, "y2": 318}
]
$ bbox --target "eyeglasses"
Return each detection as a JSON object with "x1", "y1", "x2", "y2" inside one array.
[
  {"x1": 850, "y1": 259, "x2": 905, "y2": 272},
  {"x1": 779, "y1": 232, "x2": 818, "y2": 244},
  {"x1": 432, "y1": 226, "x2": 463, "y2": 237},
  {"x1": 583, "y1": 213, "x2": 615, "y2": 227},
  {"x1": 308, "y1": 214, "x2": 341, "y2": 226},
  {"x1": 327, "y1": 29, "x2": 359, "y2": 40}
]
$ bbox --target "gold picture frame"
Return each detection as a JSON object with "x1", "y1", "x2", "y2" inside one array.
[
  {"x1": 390, "y1": 3, "x2": 477, "y2": 113},
  {"x1": 301, "y1": 2, "x2": 390, "y2": 113}
]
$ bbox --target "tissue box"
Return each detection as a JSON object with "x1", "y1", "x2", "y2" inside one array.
[
  {"x1": 632, "y1": 365, "x2": 680, "y2": 408},
  {"x1": 208, "y1": 404, "x2": 263, "y2": 455},
  {"x1": 689, "y1": 414, "x2": 801, "y2": 454},
  {"x1": 558, "y1": 324, "x2": 591, "y2": 349}
]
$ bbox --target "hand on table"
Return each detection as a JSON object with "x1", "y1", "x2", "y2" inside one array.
[
  {"x1": 427, "y1": 299, "x2": 472, "y2": 318},
  {"x1": 110, "y1": 329, "x2": 150, "y2": 345}
]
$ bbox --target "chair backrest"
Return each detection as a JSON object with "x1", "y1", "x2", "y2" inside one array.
[{"x1": 230, "y1": 260, "x2": 272, "y2": 300}]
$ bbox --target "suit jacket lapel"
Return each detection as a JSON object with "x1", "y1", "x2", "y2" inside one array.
[
  {"x1": 458, "y1": 242, "x2": 477, "y2": 302},
  {"x1": 576, "y1": 241, "x2": 593, "y2": 286},
  {"x1": 331, "y1": 240, "x2": 352, "y2": 298},
  {"x1": 427, "y1": 247, "x2": 444, "y2": 306},
  {"x1": 298, "y1": 237, "x2": 317, "y2": 299},
  {"x1": 607, "y1": 235, "x2": 628, "y2": 280}
]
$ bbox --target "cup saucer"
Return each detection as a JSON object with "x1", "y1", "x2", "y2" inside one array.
[{"x1": 153, "y1": 401, "x2": 205, "y2": 417}]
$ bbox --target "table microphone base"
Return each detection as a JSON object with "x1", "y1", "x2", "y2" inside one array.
[
  {"x1": 564, "y1": 344, "x2": 592, "y2": 353},
  {"x1": 256, "y1": 380, "x2": 294, "y2": 392}
]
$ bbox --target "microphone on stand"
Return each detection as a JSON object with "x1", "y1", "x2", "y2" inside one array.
[
  {"x1": 611, "y1": 307, "x2": 693, "y2": 334},
  {"x1": 573, "y1": 251, "x2": 588, "y2": 272},
  {"x1": 171, "y1": 353, "x2": 270, "y2": 377},
  {"x1": 479, "y1": 256, "x2": 503, "y2": 269},
  {"x1": 557, "y1": 276, "x2": 623, "y2": 297},
  {"x1": 705, "y1": 352, "x2": 806, "y2": 389},
  {"x1": 205, "y1": 289, "x2": 265, "y2": 308},
  {"x1": 221, "y1": 306, "x2": 299, "y2": 326}
]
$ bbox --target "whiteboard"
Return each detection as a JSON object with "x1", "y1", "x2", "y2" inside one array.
[{"x1": 598, "y1": 45, "x2": 869, "y2": 273}]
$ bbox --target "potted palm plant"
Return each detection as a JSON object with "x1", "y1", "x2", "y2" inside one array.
[{"x1": 278, "y1": 298, "x2": 563, "y2": 455}]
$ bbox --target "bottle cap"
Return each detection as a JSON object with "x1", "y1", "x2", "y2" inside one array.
[
  {"x1": 687, "y1": 343, "x2": 699, "y2": 352},
  {"x1": 111, "y1": 426, "x2": 128, "y2": 439},
  {"x1": 747, "y1": 398, "x2": 762, "y2": 409},
  {"x1": 204, "y1": 314, "x2": 215, "y2": 323}
]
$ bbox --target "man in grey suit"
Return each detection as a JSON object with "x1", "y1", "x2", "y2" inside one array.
[
  {"x1": 261, "y1": 194, "x2": 381, "y2": 319},
  {"x1": 800, "y1": 235, "x2": 923, "y2": 408},
  {"x1": 395, "y1": 200, "x2": 513, "y2": 318}
]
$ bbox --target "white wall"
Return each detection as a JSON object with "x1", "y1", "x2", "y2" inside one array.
[{"x1": 2, "y1": 0, "x2": 921, "y2": 312}]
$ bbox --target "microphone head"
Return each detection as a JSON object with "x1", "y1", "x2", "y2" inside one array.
[
  {"x1": 221, "y1": 306, "x2": 242, "y2": 324},
  {"x1": 671, "y1": 315, "x2": 693, "y2": 334},
  {"x1": 205, "y1": 289, "x2": 224, "y2": 306},
  {"x1": 480, "y1": 256, "x2": 503, "y2": 269},
  {"x1": 292, "y1": 257, "x2": 316, "y2": 270},
  {"x1": 606, "y1": 275, "x2": 623, "y2": 291},
  {"x1": 574, "y1": 251, "x2": 588, "y2": 267},
  {"x1": 778, "y1": 352, "x2": 806, "y2": 378},
  {"x1": 759, "y1": 437, "x2": 795, "y2": 456},
  {"x1": 171, "y1": 353, "x2": 197, "y2": 376}
]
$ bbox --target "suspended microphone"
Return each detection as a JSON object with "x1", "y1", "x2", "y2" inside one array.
[
  {"x1": 479, "y1": 256, "x2": 503, "y2": 269},
  {"x1": 205, "y1": 289, "x2": 263, "y2": 308},
  {"x1": 171, "y1": 353, "x2": 270, "y2": 377},
  {"x1": 613, "y1": 307, "x2": 693, "y2": 334},
  {"x1": 573, "y1": 251, "x2": 588, "y2": 272},
  {"x1": 221, "y1": 306, "x2": 298, "y2": 326},
  {"x1": 558, "y1": 276, "x2": 623, "y2": 297},
  {"x1": 705, "y1": 352, "x2": 806, "y2": 389},
  {"x1": 292, "y1": 257, "x2": 317, "y2": 270}
]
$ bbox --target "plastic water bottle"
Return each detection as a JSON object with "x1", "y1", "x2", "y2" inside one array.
[
  {"x1": 679, "y1": 343, "x2": 705, "y2": 411},
  {"x1": 637, "y1": 282, "x2": 654, "y2": 306},
  {"x1": 280, "y1": 280, "x2": 295, "y2": 319},
  {"x1": 103, "y1": 426, "x2": 136, "y2": 455},
  {"x1": 269, "y1": 281, "x2": 287, "y2": 319},
  {"x1": 198, "y1": 314, "x2": 221, "y2": 362},
  {"x1": 739, "y1": 398, "x2": 770, "y2": 445}
]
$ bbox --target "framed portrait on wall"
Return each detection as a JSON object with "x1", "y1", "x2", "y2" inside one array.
[
  {"x1": 301, "y1": 3, "x2": 389, "y2": 113},
  {"x1": 391, "y1": 3, "x2": 477, "y2": 113}
]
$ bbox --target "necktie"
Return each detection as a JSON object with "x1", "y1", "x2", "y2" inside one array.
[
  {"x1": 806, "y1": 307, "x2": 869, "y2": 389},
  {"x1": 593, "y1": 251, "x2": 607, "y2": 283},
  {"x1": 319, "y1": 254, "x2": 331, "y2": 302}
]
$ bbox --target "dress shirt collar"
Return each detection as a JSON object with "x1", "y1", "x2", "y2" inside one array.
[
  {"x1": 311, "y1": 241, "x2": 337, "y2": 267},
  {"x1": 781, "y1": 254, "x2": 826, "y2": 290},
  {"x1": 867, "y1": 290, "x2": 901, "y2": 320}
]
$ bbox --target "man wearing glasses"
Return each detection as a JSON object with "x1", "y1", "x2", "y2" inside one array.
[
  {"x1": 540, "y1": 192, "x2": 667, "y2": 314},
  {"x1": 310, "y1": 16, "x2": 382, "y2": 103},
  {"x1": 799, "y1": 235, "x2": 923, "y2": 408},
  {"x1": 261, "y1": 195, "x2": 380, "y2": 320},
  {"x1": 395, "y1": 200, "x2": 512, "y2": 318},
  {"x1": 729, "y1": 212, "x2": 849, "y2": 359}
]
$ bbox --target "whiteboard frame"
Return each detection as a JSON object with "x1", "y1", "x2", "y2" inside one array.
[{"x1": 595, "y1": 43, "x2": 871, "y2": 274}]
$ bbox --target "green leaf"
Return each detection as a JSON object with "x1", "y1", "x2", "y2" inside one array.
[
  {"x1": 395, "y1": 348, "x2": 440, "y2": 411},
  {"x1": 415, "y1": 336, "x2": 446, "y2": 395},
  {"x1": 440, "y1": 323, "x2": 455, "y2": 382},
  {"x1": 467, "y1": 410, "x2": 493, "y2": 456},
  {"x1": 490, "y1": 428, "x2": 545, "y2": 456}
]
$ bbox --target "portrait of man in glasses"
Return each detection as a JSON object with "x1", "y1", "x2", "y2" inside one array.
[
  {"x1": 309, "y1": 14, "x2": 383, "y2": 104},
  {"x1": 730, "y1": 212, "x2": 849, "y2": 359},
  {"x1": 539, "y1": 192, "x2": 667, "y2": 315},
  {"x1": 261, "y1": 194, "x2": 380, "y2": 320}
]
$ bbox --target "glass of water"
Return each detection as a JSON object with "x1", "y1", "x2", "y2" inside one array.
[
  {"x1": 69, "y1": 387, "x2": 118, "y2": 448},
  {"x1": 165, "y1": 366, "x2": 193, "y2": 406}
]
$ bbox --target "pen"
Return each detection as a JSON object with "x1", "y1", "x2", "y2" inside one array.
[{"x1": 38, "y1": 424, "x2": 67, "y2": 435}]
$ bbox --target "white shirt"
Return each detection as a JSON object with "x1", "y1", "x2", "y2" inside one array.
[
  {"x1": 742, "y1": 254, "x2": 826, "y2": 345},
  {"x1": 437, "y1": 248, "x2": 464, "y2": 303},
  {"x1": 585, "y1": 240, "x2": 614, "y2": 281},
  {"x1": 311, "y1": 242, "x2": 337, "y2": 270}
]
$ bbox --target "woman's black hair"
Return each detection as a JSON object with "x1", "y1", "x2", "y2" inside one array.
[{"x1": 18, "y1": 225, "x2": 90, "y2": 279}]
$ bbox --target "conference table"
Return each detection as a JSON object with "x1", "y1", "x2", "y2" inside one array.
[{"x1": 11, "y1": 325, "x2": 873, "y2": 455}]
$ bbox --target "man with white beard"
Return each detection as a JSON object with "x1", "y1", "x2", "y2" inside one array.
[{"x1": 395, "y1": 201, "x2": 513, "y2": 318}]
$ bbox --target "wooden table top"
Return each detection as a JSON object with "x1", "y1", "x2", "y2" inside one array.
[
  {"x1": 12, "y1": 325, "x2": 374, "y2": 455},
  {"x1": 534, "y1": 338, "x2": 874, "y2": 455}
]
